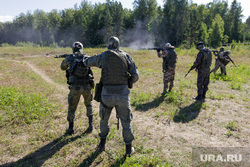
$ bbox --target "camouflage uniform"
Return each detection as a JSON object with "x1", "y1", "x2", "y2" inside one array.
[
  {"x1": 61, "y1": 42, "x2": 94, "y2": 134},
  {"x1": 210, "y1": 49, "x2": 230, "y2": 75},
  {"x1": 84, "y1": 36, "x2": 139, "y2": 156},
  {"x1": 158, "y1": 43, "x2": 177, "y2": 93},
  {"x1": 191, "y1": 42, "x2": 212, "y2": 100}
]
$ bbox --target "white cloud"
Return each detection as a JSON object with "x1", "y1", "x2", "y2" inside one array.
[{"x1": 0, "y1": 16, "x2": 15, "y2": 23}]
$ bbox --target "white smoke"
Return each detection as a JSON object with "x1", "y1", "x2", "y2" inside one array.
[{"x1": 121, "y1": 21, "x2": 155, "y2": 49}]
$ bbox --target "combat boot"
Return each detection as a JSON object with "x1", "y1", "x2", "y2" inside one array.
[
  {"x1": 168, "y1": 86, "x2": 173, "y2": 92},
  {"x1": 88, "y1": 115, "x2": 93, "y2": 132},
  {"x1": 97, "y1": 138, "x2": 106, "y2": 152},
  {"x1": 202, "y1": 91, "x2": 207, "y2": 99},
  {"x1": 193, "y1": 94, "x2": 202, "y2": 101},
  {"x1": 66, "y1": 121, "x2": 74, "y2": 135},
  {"x1": 125, "y1": 143, "x2": 135, "y2": 157}
]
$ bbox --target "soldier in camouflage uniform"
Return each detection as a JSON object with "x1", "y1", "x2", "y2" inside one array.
[
  {"x1": 190, "y1": 42, "x2": 212, "y2": 101},
  {"x1": 83, "y1": 36, "x2": 139, "y2": 157},
  {"x1": 157, "y1": 43, "x2": 177, "y2": 93},
  {"x1": 61, "y1": 42, "x2": 94, "y2": 135},
  {"x1": 210, "y1": 48, "x2": 231, "y2": 75}
]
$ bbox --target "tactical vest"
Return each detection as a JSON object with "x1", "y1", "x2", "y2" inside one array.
[
  {"x1": 101, "y1": 50, "x2": 128, "y2": 85},
  {"x1": 68, "y1": 54, "x2": 90, "y2": 84},
  {"x1": 200, "y1": 48, "x2": 212, "y2": 69},
  {"x1": 163, "y1": 49, "x2": 177, "y2": 69}
]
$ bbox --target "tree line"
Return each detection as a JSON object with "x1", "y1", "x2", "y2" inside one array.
[{"x1": 0, "y1": 0, "x2": 249, "y2": 48}]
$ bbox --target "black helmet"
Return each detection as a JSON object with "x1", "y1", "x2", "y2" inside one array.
[
  {"x1": 220, "y1": 48, "x2": 224, "y2": 52},
  {"x1": 196, "y1": 41, "x2": 204, "y2": 49},
  {"x1": 108, "y1": 36, "x2": 120, "y2": 49}
]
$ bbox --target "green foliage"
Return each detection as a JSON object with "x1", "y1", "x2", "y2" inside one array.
[
  {"x1": 225, "y1": 121, "x2": 241, "y2": 131},
  {"x1": 211, "y1": 64, "x2": 250, "y2": 86},
  {"x1": 131, "y1": 90, "x2": 153, "y2": 106},
  {"x1": 123, "y1": 155, "x2": 170, "y2": 166},
  {"x1": 15, "y1": 42, "x2": 40, "y2": 47},
  {"x1": 209, "y1": 14, "x2": 224, "y2": 47},
  {"x1": 1, "y1": 43, "x2": 12, "y2": 47},
  {"x1": 0, "y1": 86, "x2": 57, "y2": 125},
  {"x1": 230, "y1": 82, "x2": 242, "y2": 90},
  {"x1": 231, "y1": 40, "x2": 237, "y2": 49},
  {"x1": 164, "y1": 91, "x2": 183, "y2": 106},
  {"x1": 224, "y1": 129, "x2": 233, "y2": 137}
]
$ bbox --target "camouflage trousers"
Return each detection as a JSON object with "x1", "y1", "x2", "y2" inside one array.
[
  {"x1": 210, "y1": 59, "x2": 226, "y2": 75},
  {"x1": 163, "y1": 67, "x2": 175, "y2": 91},
  {"x1": 67, "y1": 84, "x2": 93, "y2": 122},
  {"x1": 99, "y1": 91, "x2": 134, "y2": 144},
  {"x1": 197, "y1": 70, "x2": 210, "y2": 95}
]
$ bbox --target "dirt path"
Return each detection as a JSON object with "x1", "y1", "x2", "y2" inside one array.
[
  {"x1": 1, "y1": 58, "x2": 67, "y2": 92},
  {"x1": 24, "y1": 61, "x2": 67, "y2": 91}
]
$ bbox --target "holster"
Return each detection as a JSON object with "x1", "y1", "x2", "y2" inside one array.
[{"x1": 94, "y1": 81, "x2": 103, "y2": 102}]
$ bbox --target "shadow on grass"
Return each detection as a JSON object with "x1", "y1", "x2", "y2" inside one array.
[
  {"x1": 2, "y1": 129, "x2": 91, "y2": 167},
  {"x1": 134, "y1": 93, "x2": 165, "y2": 111},
  {"x1": 78, "y1": 149, "x2": 102, "y2": 167},
  {"x1": 110, "y1": 155, "x2": 127, "y2": 167},
  {"x1": 173, "y1": 101, "x2": 203, "y2": 123}
]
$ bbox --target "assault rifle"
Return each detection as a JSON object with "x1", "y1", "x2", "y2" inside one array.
[
  {"x1": 224, "y1": 54, "x2": 236, "y2": 67},
  {"x1": 141, "y1": 47, "x2": 164, "y2": 52},
  {"x1": 212, "y1": 50, "x2": 236, "y2": 67},
  {"x1": 185, "y1": 66, "x2": 195, "y2": 77},
  {"x1": 54, "y1": 54, "x2": 70, "y2": 58}
]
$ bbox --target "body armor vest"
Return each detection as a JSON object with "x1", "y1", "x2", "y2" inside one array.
[
  {"x1": 163, "y1": 49, "x2": 177, "y2": 69},
  {"x1": 101, "y1": 50, "x2": 128, "y2": 85},
  {"x1": 200, "y1": 48, "x2": 212, "y2": 69}
]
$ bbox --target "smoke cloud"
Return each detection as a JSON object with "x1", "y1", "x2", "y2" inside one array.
[{"x1": 121, "y1": 21, "x2": 155, "y2": 49}]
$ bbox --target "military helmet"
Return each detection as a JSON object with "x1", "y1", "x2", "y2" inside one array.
[
  {"x1": 164, "y1": 43, "x2": 175, "y2": 49},
  {"x1": 72, "y1": 41, "x2": 83, "y2": 53},
  {"x1": 108, "y1": 36, "x2": 120, "y2": 49},
  {"x1": 72, "y1": 41, "x2": 83, "y2": 49},
  {"x1": 220, "y1": 48, "x2": 224, "y2": 52},
  {"x1": 196, "y1": 41, "x2": 204, "y2": 49},
  {"x1": 224, "y1": 50, "x2": 231, "y2": 55}
]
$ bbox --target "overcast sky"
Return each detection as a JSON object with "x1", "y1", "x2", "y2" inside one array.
[{"x1": 0, "y1": 0, "x2": 249, "y2": 22}]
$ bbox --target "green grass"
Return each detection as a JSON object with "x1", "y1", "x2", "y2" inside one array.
[
  {"x1": 0, "y1": 86, "x2": 58, "y2": 125},
  {"x1": 0, "y1": 44, "x2": 249, "y2": 167},
  {"x1": 225, "y1": 121, "x2": 241, "y2": 132}
]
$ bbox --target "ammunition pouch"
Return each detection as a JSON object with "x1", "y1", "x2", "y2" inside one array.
[
  {"x1": 128, "y1": 76, "x2": 133, "y2": 89},
  {"x1": 94, "y1": 81, "x2": 103, "y2": 102}
]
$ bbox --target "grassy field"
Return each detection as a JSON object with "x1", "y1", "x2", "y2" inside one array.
[{"x1": 0, "y1": 44, "x2": 249, "y2": 167}]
